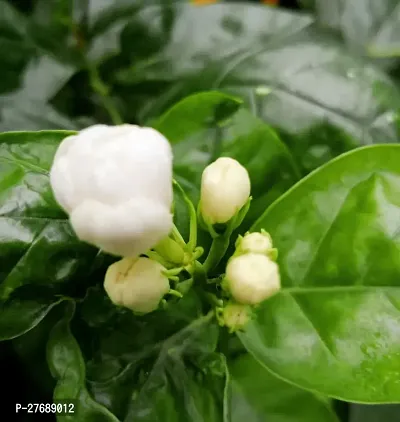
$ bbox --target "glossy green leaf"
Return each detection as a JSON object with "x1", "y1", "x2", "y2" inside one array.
[
  {"x1": 87, "y1": 0, "x2": 186, "y2": 63},
  {"x1": 239, "y1": 144, "x2": 400, "y2": 403},
  {"x1": 0, "y1": 1, "x2": 80, "y2": 130},
  {"x1": 12, "y1": 302, "x2": 65, "y2": 397},
  {"x1": 0, "y1": 130, "x2": 100, "y2": 338},
  {"x1": 0, "y1": 286, "x2": 65, "y2": 341},
  {"x1": 0, "y1": 130, "x2": 97, "y2": 296},
  {"x1": 79, "y1": 284, "x2": 202, "y2": 370},
  {"x1": 123, "y1": 313, "x2": 226, "y2": 422},
  {"x1": 86, "y1": 0, "x2": 144, "y2": 62},
  {"x1": 115, "y1": 3, "x2": 400, "y2": 171},
  {"x1": 11, "y1": 55, "x2": 77, "y2": 103},
  {"x1": 0, "y1": 99, "x2": 79, "y2": 131},
  {"x1": 83, "y1": 293, "x2": 226, "y2": 422},
  {"x1": 228, "y1": 354, "x2": 339, "y2": 422},
  {"x1": 31, "y1": 0, "x2": 78, "y2": 55},
  {"x1": 0, "y1": 1, "x2": 32, "y2": 94},
  {"x1": 47, "y1": 301, "x2": 119, "y2": 421},
  {"x1": 153, "y1": 91, "x2": 242, "y2": 144},
  {"x1": 312, "y1": 0, "x2": 400, "y2": 59}
]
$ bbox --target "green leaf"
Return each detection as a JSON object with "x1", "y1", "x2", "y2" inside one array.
[
  {"x1": 86, "y1": 0, "x2": 185, "y2": 63},
  {"x1": 0, "y1": 286, "x2": 65, "y2": 341},
  {"x1": 31, "y1": 0, "x2": 77, "y2": 49},
  {"x1": 12, "y1": 302, "x2": 65, "y2": 397},
  {"x1": 239, "y1": 144, "x2": 400, "y2": 403},
  {"x1": 47, "y1": 301, "x2": 119, "y2": 421},
  {"x1": 115, "y1": 3, "x2": 400, "y2": 171},
  {"x1": 0, "y1": 1, "x2": 32, "y2": 95},
  {"x1": 86, "y1": 0, "x2": 138, "y2": 62},
  {"x1": 228, "y1": 354, "x2": 339, "y2": 422},
  {"x1": 78, "y1": 284, "x2": 203, "y2": 366},
  {"x1": 350, "y1": 404, "x2": 400, "y2": 422},
  {"x1": 82, "y1": 293, "x2": 226, "y2": 421},
  {"x1": 11, "y1": 55, "x2": 77, "y2": 103},
  {"x1": 122, "y1": 313, "x2": 226, "y2": 422},
  {"x1": 0, "y1": 130, "x2": 95, "y2": 296},
  {"x1": 0, "y1": 1, "x2": 80, "y2": 130},
  {"x1": 153, "y1": 90, "x2": 243, "y2": 144},
  {"x1": 312, "y1": 0, "x2": 400, "y2": 59},
  {"x1": 0, "y1": 131, "x2": 100, "y2": 338},
  {"x1": 0, "y1": 99, "x2": 79, "y2": 131}
]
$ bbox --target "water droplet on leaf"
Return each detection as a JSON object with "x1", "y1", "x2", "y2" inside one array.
[{"x1": 255, "y1": 86, "x2": 271, "y2": 96}]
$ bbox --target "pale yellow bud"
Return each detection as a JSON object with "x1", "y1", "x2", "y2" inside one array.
[
  {"x1": 104, "y1": 257, "x2": 170, "y2": 313},
  {"x1": 222, "y1": 302, "x2": 252, "y2": 332},
  {"x1": 200, "y1": 157, "x2": 250, "y2": 224},
  {"x1": 239, "y1": 231, "x2": 273, "y2": 255},
  {"x1": 225, "y1": 253, "x2": 280, "y2": 305}
]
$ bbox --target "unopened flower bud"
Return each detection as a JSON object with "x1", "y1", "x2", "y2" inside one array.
[
  {"x1": 200, "y1": 157, "x2": 250, "y2": 225},
  {"x1": 153, "y1": 237, "x2": 185, "y2": 264},
  {"x1": 104, "y1": 257, "x2": 170, "y2": 313},
  {"x1": 50, "y1": 124, "x2": 173, "y2": 257},
  {"x1": 238, "y1": 230, "x2": 273, "y2": 255},
  {"x1": 225, "y1": 253, "x2": 280, "y2": 305},
  {"x1": 221, "y1": 302, "x2": 252, "y2": 332}
]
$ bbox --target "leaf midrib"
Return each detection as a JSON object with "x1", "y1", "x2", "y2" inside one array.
[
  {"x1": 0, "y1": 216, "x2": 67, "y2": 222},
  {"x1": 0, "y1": 156, "x2": 49, "y2": 175}
]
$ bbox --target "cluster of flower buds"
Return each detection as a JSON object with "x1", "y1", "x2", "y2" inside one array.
[
  {"x1": 219, "y1": 230, "x2": 281, "y2": 332},
  {"x1": 49, "y1": 124, "x2": 281, "y2": 319},
  {"x1": 197, "y1": 154, "x2": 281, "y2": 332}
]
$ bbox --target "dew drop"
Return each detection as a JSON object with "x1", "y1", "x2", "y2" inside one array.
[
  {"x1": 255, "y1": 86, "x2": 271, "y2": 96},
  {"x1": 347, "y1": 70, "x2": 356, "y2": 79}
]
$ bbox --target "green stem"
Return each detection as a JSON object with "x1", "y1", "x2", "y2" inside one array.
[
  {"x1": 192, "y1": 261, "x2": 208, "y2": 285},
  {"x1": 164, "y1": 267, "x2": 185, "y2": 277},
  {"x1": 192, "y1": 246, "x2": 204, "y2": 260},
  {"x1": 207, "y1": 275, "x2": 224, "y2": 284},
  {"x1": 145, "y1": 251, "x2": 171, "y2": 268},
  {"x1": 204, "y1": 293, "x2": 223, "y2": 307},
  {"x1": 88, "y1": 64, "x2": 123, "y2": 125},
  {"x1": 167, "y1": 289, "x2": 183, "y2": 298},
  {"x1": 202, "y1": 234, "x2": 231, "y2": 274},
  {"x1": 171, "y1": 224, "x2": 187, "y2": 249},
  {"x1": 173, "y1": 179, "x2": 197, "y2": 251}
]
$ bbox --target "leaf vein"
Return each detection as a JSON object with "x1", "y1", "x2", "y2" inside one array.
[
  {"x1": 0, "y1": 221, "x2": 49, "y2": 298},
  {"x1": 290, "y1": 293, "x2": 337, "y2": 360},
  {"x1": 0, "y1": 216, "x2": 67, "y2": 223},
  {"x1": 297, "y1": 186, "x2": 351, "y2": 285},
  {"x1": 384, "y1": 292, "x2": 400, "y2": 313},
  {"x1": 0, "y1": 156, "x2": 49, "y2": 175}
]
